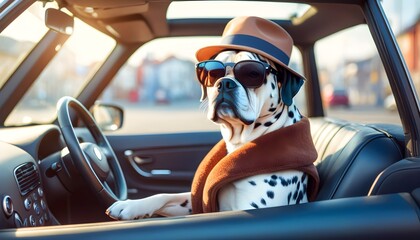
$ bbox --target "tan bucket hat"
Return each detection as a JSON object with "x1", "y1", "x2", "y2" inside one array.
[{"x1": 196, "y1": 16, "x2": 304, "y2": 80}]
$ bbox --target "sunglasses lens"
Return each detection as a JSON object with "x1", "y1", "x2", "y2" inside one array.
[
  {"x1": 234, "y1": 61, "x2": 265, "y2": 87},
  {"x1": 196, "y1": 61, "x2": 225, "y2": 86}
]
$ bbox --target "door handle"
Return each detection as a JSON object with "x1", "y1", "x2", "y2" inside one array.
[
  {"x1": 124, "y1": 150, "x2": 153, "y2": 165},
  {"x1": 123, "y1": 149, "x2": 193, "y2": 180},
  {"x1": 134, "y1": 155, "x2": 154, "y2": 165}
]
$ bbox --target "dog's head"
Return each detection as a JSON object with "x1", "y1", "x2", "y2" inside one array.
[
  {"x1": 196, "y1": 50, "x2": 303, "y2": 128},
  {"x1": 195, "y1": 17, "x2": 305, "y2": 150}
]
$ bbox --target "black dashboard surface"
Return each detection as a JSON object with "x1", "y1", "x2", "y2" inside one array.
[{"x1": 0, "y1": 125, "x2": 63, "y2": 229}]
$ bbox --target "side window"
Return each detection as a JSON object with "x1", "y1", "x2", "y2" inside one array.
[
  {"x1": 381, "y1": 0, "x2": 420, "y2": 104},
  {"x1": 101, "y1": 37, "x2": 305, "y2": 134},
  {"x1": 315, "y1": 25, "x2": 400, "y2": 125}
]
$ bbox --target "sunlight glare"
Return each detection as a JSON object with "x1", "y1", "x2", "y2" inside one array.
[
  {"x1": 167, "y1": 1, "x2": 310, "y2": 20},
  {"x1": 64, "y1": 18, "x2": 115, "y2": 65},
  {"x1": 54, "y1": 44, "x2": 62, "y2": 52},
  {"x1": 65, "y1": 26, "x2": 73, "y2": 35},
  {"x1": 1, "y1": 4, "x2": 47, "y2": 42}
]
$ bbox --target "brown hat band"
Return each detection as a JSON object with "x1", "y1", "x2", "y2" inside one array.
[{"x1": 221, "y1": 34, "x2": 290, "y2": 66}]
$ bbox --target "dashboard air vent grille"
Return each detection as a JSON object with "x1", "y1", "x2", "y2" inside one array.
[{"x1": 14, "y1": 163, "x2": 40, "y2": 196}]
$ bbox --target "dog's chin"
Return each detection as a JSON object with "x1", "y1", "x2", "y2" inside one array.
[{"x1": 211, "y1": 101, "x2": 254, "y2": 125}]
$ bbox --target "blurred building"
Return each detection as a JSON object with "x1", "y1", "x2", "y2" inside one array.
[
  {"x1": 397, "y1": 18, "x2": 420, "y2": 91},
  {"x1": 105, "y1": 54, "x2": 201, "y2": 104}
]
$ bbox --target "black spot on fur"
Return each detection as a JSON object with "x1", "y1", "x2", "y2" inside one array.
[
  {"x1": 189, "y1": 209, "x2": 192, "y2": 213},
  {"x1": 264, "y1": 121, "x2": 273, "y2": 127},
  {"x1": 301, "y1": 173, "x2": 307, "y2": 182},
  {"x1": 261, "y1": 198, "x2": 266, "y2": 205},
  {"x1": 270, "y1": 103, "x2": 273, "y2": 107},
  {"x1": 271, "y1": 175, "x2": 277, "y2": 180},
  {"x1": 268, "y1": 107, "x2": 276, "y2": 112},
  {"x1": 297, "y1": 182, "x2": 300, "y2": 191},
  {"x1": 293, "y1": 189, "x2": 298, "y2": 200},
  {"x1": 295, "y1": 108, "x2": 303, "y2": 119},
  {"x1": 287, "y1": 192, "x2": 292, "y2": 204},
  {"x1": 249, "y1": 180, "x2": 257, "y2": 186},
  {"x1": 271, "y1": 82, "x2": 275, "y2": 90},
  {"x1": 274, "y1": 112, "x2": 281, "y2": 119},
  {"x1": 251, "y1": 202, "x2": 259, "y2": 209},
  {"x1": 292, "y1": 176, "x2": 299, "y2": 184},
  {"x1": 279, "y1": 177, "x2": 290, "y2": 186},
  {"x1": 296, "y1": 191, "x2": 304, "y2": 204},
  {"x1": 270, "y1": 94, "x2": 273, "y2": 98},
  {"x1": 277, "y1": 104, "x2": 285, "y2": 116},
  {"x1": 264, "y1": 179, "x2": 268, "y2": 183},
  {"x1": 288, "y1": 111, "x2": 294, "y2": 118},
  {"x1": 180, "y1": 200, "x2": 189, "y2": 207},
  {"x1": 254, "y1": 122, "x2": 261, "y2": 129},
  {"x1": 293, "y1": 118, "x2": 297, "y2": 123},
  {"x1": 268, "y1": 179, "x2": 277, "y2": 187},
  {"x1": 267, "y1": 191, "x2": 274, "y2": 199}
]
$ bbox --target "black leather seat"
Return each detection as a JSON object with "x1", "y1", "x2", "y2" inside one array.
[{"x1": 309, "y1": 117, "x2": 404, "y2": 200}]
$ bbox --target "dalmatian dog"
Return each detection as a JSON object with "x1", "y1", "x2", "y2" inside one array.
[{"x1": 106, "y1": 50, "x2": 308, "y2": 220}]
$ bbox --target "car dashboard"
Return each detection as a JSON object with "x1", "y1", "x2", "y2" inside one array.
[{"x1": 0, "y1": 125, "x2": 64, "y2": 229}]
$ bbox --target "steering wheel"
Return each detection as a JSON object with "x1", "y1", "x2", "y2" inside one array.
[{"x1": 57, "y1": 96, "x2": 127, "y2": 206}]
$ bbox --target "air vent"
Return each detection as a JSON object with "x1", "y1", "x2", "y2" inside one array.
[{"x1": 14, "y1": 163, "x2": 40, "y2": 196}]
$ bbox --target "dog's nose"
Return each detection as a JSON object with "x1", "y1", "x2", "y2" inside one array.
[{"x1": 217, "y1": 78, "x2": 237, "y2": 92}]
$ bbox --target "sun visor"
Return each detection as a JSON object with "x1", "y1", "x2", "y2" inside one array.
[
  {"x1": 103, "y1": 20, "x2": 154, "y2": 43},
  {"x1": 72, "y1": 3, "x2": 149, "y2": 19}
]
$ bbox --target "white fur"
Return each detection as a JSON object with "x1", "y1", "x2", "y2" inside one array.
[
  {"x1": 106, "y1": 193, "x2": 191, "y2": 220},
  {"x1": 218, "y1": 170, "x2": 307, "y2": 211}
]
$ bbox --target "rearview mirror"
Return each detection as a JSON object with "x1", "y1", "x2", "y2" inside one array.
[
  {"x1": 45, "y1": 8, "x2": 74, "y2": 35},
  {"x1": 90, "y1": 103, "x2": 124, "y2": 131}
]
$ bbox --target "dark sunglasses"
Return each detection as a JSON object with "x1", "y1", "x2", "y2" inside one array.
[{"x1": 195, "y1": 60, "x2": 278, "y2": 88}]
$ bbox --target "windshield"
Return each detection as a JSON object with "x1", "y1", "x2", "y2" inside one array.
[{"x1": 3, "y1": 3, "x2": 116, "y2": 126}]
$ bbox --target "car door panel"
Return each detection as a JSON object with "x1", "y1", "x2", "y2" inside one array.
[{"x1": 105, "y1": 131, "x2": 221, "y2": 199}]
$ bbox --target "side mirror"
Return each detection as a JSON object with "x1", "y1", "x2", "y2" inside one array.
[
  {"x1": 90, "y1": 103, "x2": 124, "y2": 131},
  {"x1": 45, "y1": 8, "x2": 74, "y2": 35}
]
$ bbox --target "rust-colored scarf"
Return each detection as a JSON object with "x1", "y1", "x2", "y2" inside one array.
[{"x1": 191, "y1": 118, "x2": 319, "y2": 214}]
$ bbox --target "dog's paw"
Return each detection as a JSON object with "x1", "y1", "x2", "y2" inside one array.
[{"x1": 106, "y1": 199, "x2": 154, "y2": 220}]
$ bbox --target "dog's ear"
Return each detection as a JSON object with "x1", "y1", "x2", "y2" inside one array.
[
  {"x1": 280, "y1": 70, "x2": 304, "y2": 106},
  {"x1": 200, "y1": 85, "x2": 207, "y2": 102}
]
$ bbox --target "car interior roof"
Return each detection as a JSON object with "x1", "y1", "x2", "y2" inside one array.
[{"x1": 60, "y1": 0, "x2": 366, "y2": 45}]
